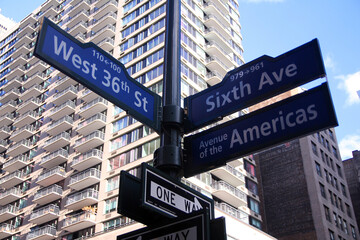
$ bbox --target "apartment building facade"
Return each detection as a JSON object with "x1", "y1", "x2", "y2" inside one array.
[{"x1": 0, "y1": 0, "x2": 275, "y2": 239}]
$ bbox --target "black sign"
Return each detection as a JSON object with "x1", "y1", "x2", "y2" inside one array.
[
  {"x1": 117, "y1": 211, "x2": 210, "y2": 240},
  {"x1": 142, "y1": 163, "x2": 214, "y2": 219}
]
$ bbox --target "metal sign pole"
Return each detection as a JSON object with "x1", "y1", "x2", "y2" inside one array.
[{"x1": 154, "y1": 0, "x2": 184, "y2": 179}]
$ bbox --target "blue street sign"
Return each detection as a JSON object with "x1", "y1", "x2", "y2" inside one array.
[
  {"x1": 34, "y1": 17, "x2": 161, "y2": 132},
  {"x1": 184, "y1": 83, "x2": 338, "y2": 178},
  {"x1": 184, "y1": 39, "x2": 326, "y2": 133}
]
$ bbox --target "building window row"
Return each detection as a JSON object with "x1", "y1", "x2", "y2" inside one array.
[
  {"x1": 110, "y1": 125, "x2": 155, "y2": 151},
  {"x1": 126, "y1": 48, "x2": 164, "y2": 76},
  {"x1": 122, "y1": 0, "x2": 162, "y2": 26}
]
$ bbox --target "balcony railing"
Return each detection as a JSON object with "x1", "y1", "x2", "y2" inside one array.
[
  {"x1": 0, "y1": 204, "x2": 18, "y2": 215},
  {"x1": 30, "y1": 204, "x2": 60, "y2": 220},
  {"x1": 77, "y1": 113, "x2": 106, "y2": 129},
  {"x1": 40, "y1": 148, "x2": 68, "y2": 165},
  {"x1": 37, "y1": 166, "x2": 66, "y2": 182},
  {"x1": 63, "y1": 211, "x2": 96, "y2": 228},
  {"x1": 0, "y1": 187, "x2": 22, "y2": 199},
  {"x1": 0, "y1": 170, "x2": 23, "y2": 185},
  {"x1": 215, "y1": 202, "x2": 249, "y2": 223},
  {"x1": 69, "y1": 168, "x2": 100, "y2": 185},
  {"x1": 26, "y1": 225, "x2": 56, "y2": 240},
  {"x1": 212, "y1": 181, "x2": 247, "y2": 202},
  {"x1": 34, "y1": 184, "x2": 63, "y2": 201},
  {"x1": 44, "y1": 132, "x2": 71, "y2": 145},
  {"x1": 74, "y1": 130, "x2": 104, "y2": 147},
  {"x1": 71, "y1": 149, "x2": 103, "y2": 168},
  {"x1": 66, "y1": 188, "x2": 98, "y2": 206}
]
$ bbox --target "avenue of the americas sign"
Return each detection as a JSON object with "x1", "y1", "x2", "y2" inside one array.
[
  {"x1": 184, "y1": 39, "x2": 325, "y2": 133},
  {"x1": 34, "y1": 17, "x2": 162, "y2": 132},
  {"x1": 184, "y1": 83, "x2": 338, "y2": 177}
]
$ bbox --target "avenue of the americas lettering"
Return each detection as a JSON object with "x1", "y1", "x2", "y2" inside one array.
[
  {"x1": 205, "y1": 63, "x2": 297, "y2": 113},
  {"x1": 198, "y1": 103, "x2": 317, "y2": 153}
]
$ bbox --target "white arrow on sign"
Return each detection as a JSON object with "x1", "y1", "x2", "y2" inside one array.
[{"x1": 150, "y1": 181, "x2": 203, "y2": 214}]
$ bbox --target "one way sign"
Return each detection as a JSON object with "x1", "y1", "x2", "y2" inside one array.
[{"x1": 141, "y1": 163, "x2": 214, "y2": 219}]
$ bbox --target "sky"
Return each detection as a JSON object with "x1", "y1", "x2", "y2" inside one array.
[{"x1": 0, "y1": 0, "x2": 359, "y2": 159}]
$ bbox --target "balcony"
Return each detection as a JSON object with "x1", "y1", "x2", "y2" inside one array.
[
  {"x1": 91, "y1": 11, "x2": 117, "y2": 33},
  {"x1": 17, "y1": 97, "x2": 42, "y2": 115},
  {"x1": 69, "y1": 168, "x2": 101, "y2": 191},
  {"x1": 5, "y1": 65, "x2": 25, "y2": 80},
  {"x1": 0, "y1": 139, "x2": 7, "y2": 152},
  {"x1": 33, "y1": 184, "x2": 63, "y2": 206},
  {"x1": 78, "y1": 97, "x2": 108, "y2": 118},
  {"x1": 62, "y1": 211, "x2": 96, "y2": 232},
  {"x1": 76, "y1": 113, "x2": 106, "y2": 136},
  {"x1": 71, "y1": 149, "x2": 103, "y2": 172},
  {"x1": 66, "y1": 10, "x2": 89, "y2": 29},
  {"x1": 90, "y1": 24, "x2": 116, "y2": 44},
  {"x1": 3, "y1": 154, "x2": 30, "y2": 173},
  {"x1": 0, "y1": 113, "x2": 14, "y2": 127},
  {"x1": 203, "y1": 13, "x2": 231, "y2": 39},
  {"x1": 0, "y1": 171, "x2": 24, "y2": 189},
  {"x1": 37, "y1": 166, "x2": 66, "y2": 187},
  {"x1": 7, "y1": 139, "x2": 32, "y2": 157},
  {"x1": 53, "y1": 77, "x2": 77, "y2": 92},
  {"x1": 13, "y1": 110, "x2": 38, "y2": 128},
  {"x1": 211, "y1": 164, "x2": 245, "y2": 187},
  {"x1": 0, "y1": 126, "x2": 11, "y2": 139},
  {"x1": 0, "y1": 88, "x2": 20, "y2": 104},
  {"x1": 10, "y1": 124, "x2": 36, "y2": 142},
  {"x1": 68, "y1": 20, "x2": 88, "y2": 35},
  {"x1": 206, "y1": 56, "x2": 229, "y2": 76},
  {"x1": 205, "y1": 41, "x2": 233, "y2": 68},
  {"x1": 40, "y1": 148, "x2": 68, "y2": 169},
  {"x1": 97, "y1": 37, "x2": 114, "y2": 52},
  {"x1": 0, "y1": 188, "x2": 22, "y2": 206},
  {"x1": 29, "y1": 204, "x2": 60, "y2": 225},
  {"x1": 211, "y1": 181, "x2": 247, "y2": 208},
  {"x1": 0, "y1": 223, "x2": 15, "y2": 239},
  {"x1": 43, "y1": 132, "x2": 71, "y2": 152},
  {"x1": 2, "y1": 77, "x2": 22, "y2": 93},
  {"x1": 203, "y1": 0, "x2": 227, "y2": 13},
  {"x1": 206, "y1": 71, "x2": 223, "y2": 86},
  {"x1": 92, "y1": 0, "x2": 118, "y2": 20},
  {"x1": 215, "y1": 202, "x2": 249, "y2": 224},
  {"x1": 9, "y1": 54, "x2": 27, "y2": 70},
  {"x1": 23, "y1": 72, "x2": 47, "y2": 89},
  {"x1": 48, "y1": 100, "x2": 76, "y2": 121},
  {"x1": 0, "y1": 100, "x2": 17, "y2": 113},
  {"x1": 20, "y1": 84, "x2": 43, "y2": 102},
  {"x1": 27, "y1": 61, "x2": 48, "y2": 77},
  {"x1": 0, "y1": 205, "x2": 19, "y2": 222},
  {"x1": 70, "y1": 0, "x2": 91, "y2": 17},
  {"x1": 26, "y1": 225, "x2": 56, "y2": 240},
  {"x1": 47, "y1": 115, "x2": 73, "y2": 136},
  {"x1": 51, "y1": 85, "x2": 78, "y2": 106},
  {"x1": 65, "y1": 188, "x2": 98, "y2": 211},
  {"x1": 73, "y1": 131, "x2": 105, "y2": 153},
  {"x1": 80, "y1": 88, "x2": 98, "y2": 103}
]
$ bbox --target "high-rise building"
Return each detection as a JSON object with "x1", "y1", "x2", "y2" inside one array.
[
  {"x1": 252, "y1": 92, "x2": 359, "y2": 239},
  {"x1": 0, "y1": 0, "x2": 275, "y2": 240},
  {"x1": 343, "y1": 150, "x2": 360, "y2": 232},
  {"x1": 0, "y1": 11, "x2": 16, "y2": 38}
]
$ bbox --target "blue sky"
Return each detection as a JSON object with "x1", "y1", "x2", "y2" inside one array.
[{"x1": 1, "y1": 0, "x2": 359, "y2": 159}]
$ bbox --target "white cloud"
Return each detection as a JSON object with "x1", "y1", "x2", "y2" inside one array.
[
  {"x1": 324, "y1": 53, "x2": 336, "y2": 72},
  {"x1": 339, "y1": 134, "x2": 360, "y2": 160},
  {"x1": 336, "y1": 71, "x2": 360, "y2": 106}
]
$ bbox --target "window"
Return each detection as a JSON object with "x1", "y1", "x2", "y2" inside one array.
[
  {"x1": 324, "y1": 205, "x2": 331, "y2": 222},
  {"x1": 250, "y1": 217, "x2": 261, "y2": 229},
  {"x1": 104, "y1": 197, "x2": 117, "y2": 213},
  {"x1": 244, "y1": 161, "x2": 256, "y2": 177},
  {"x1": 103, "y1": 216, "x2": 133, "y2": 231},
  {"x1": 343, "y1": 220, "x2": 348, "y2": 234},
  {"x1": 248, "y1": 198, "x2": 260, "y2": 214},
  {"x1": 332, "y1": 146, "x2": 339, "y2": 159},
  {"x1": 329, "y1": 129, "x2": 335, "y2": 141},
  {"x1": 337, "y1": 164, "x2": 343, "y2": 178},
  {"x1": 315, "y1": 162, "x2": 322, "y2": 177},
  {"x1": 341, "y1": 183, "x2": 347, "y2": 197},
  {"x1": 106, "y1": 175, "x2": 120, "y2": 192},
  {"x1": 333, "y1": 212, "x2": 338, "y2": 227},
  {"x1": 246, "y1": 179, "x2": 258, "y2": 195},
  {"x1": 319, "y1": 183, "x2": 326, "y2": 199},
  {"x1": 351, "y1": 225, "x2": 357, "y2": 239},
  {"x1": 329, "y1": 230, "x2": 335, "y2": 240},
  {"x1": 346, "y1": 203, "x2": 352, "y2": 218},
  {"x1": 311, "y1": 141, "x2": 318, "y2": 155}
]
